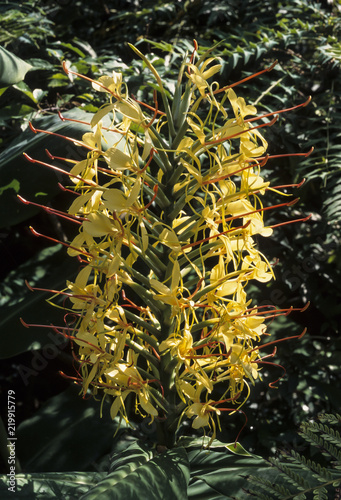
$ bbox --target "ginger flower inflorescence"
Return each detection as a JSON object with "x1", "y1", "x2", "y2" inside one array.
[{"x1": 22, "y1": 42, "x2": 311, "y2": 447}]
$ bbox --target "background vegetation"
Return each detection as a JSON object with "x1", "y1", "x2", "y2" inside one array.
[{"x1": 1, "y1": 0, "x2": 341, "y2": 496}]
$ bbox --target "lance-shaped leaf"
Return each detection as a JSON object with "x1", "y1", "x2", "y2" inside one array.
[
  {"x1": 0, "y1": 45, "x2": 32, "y2": 86},
  {"x1": 80, "y1": 441, "x2": 190, "y2": 500}
]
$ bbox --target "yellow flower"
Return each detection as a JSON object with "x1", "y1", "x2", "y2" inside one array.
[
  {"x1": 159, "y1": 328, "x2": 193, "y2": 360},
  {"x1": 106, "y1": 363, "x2": 158, "y2": 420},
  {"x1": 186, "y1": 58, "x2": 222, "y2": 97},
  {"x1": 186, "y1": 400, "x2": 221, "y2": 430}
]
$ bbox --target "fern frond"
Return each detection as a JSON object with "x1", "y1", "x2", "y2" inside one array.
[
  {"x1": 313, "y1": 485, "x2": 329, "y2": 500},
  {"x1": 247, "y1": 413, "x2": 341, "y2": 499},
  {"x1": 288, "y1": 450, "x2": 332, "y2": 483},
  {"x1": 301, "y1": 429, "x2": 341, "y2": 464},
  {"x1": 248, "y1": 473, "x2": 293, "y2": 498},
  {"x1": 318, "y1": 414, "x2": 341, "y2": 426},
  {"x1": 248, "y1": 487, "x2": 276, "y2": 500},
  {"x1": 269, "y1": 457, "x2": 311, "y2": 491}
]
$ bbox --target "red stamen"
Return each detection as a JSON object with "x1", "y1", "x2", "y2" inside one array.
[
  {"x1": 213, "y1": 61, "x2": 278, "y2": 95},
  {"x1": 63, "y1": 61, "x2": 120, "y2": 98},
  {"x1": 29, "y1": 226, "x2": 94, "y2": 258},
  {"x1": 59, "y1": 371, "x2": 82, "y2": 383},
  {"x1": 121, "y1": 289, "x2": 145, "y2": 313},
  {"x1": 131, "y1": 94, "x2": 165, "y2": 116},
  {"x1": 151, "y1": 346, "x2": 161, "y2": 362},
  {"x1": 139, "y1": 148, "x2": 156, "y2": 174},
  {"x1": 187, "y1": 40, "x2": 198, "y2": 74},
  {"x1": 17, "y1": 195, "x2": 85, "y2": 224},
  {"x1": 46, "y1": 149, "x2": 119, "y2": 177},
  {"x1": 29, "y1": 122, "x2": 93, "y2": 150},
  {"x1": 23, "y1": 153, "x2": 98, "y2": 187},
  {"x1": 221, "y1": 198, "x2": 299, "y2": 224},
  {"x1": 24, "y1": 279, "x2": 100, "y2": 303},
  {"x1": 202, "y1": 159, "x2": 268, "y2": 186},
  {"x1": 20, "y1": 318, "x2": 75, "y2": 332},
  {"x1": 253, "y1": 147, "x2": 314, "y2": 163},
  {"x1": 258, "y1": 347, "x2": 277, "y2": 360},
  {"x1": 58, "y1": 182, "x2": 80, "y2": 195},
  {"x1": 45, "y1": 148, "x2": 76, "y2": 164},
  {"x1": 48, "y1": 325, "x2": 105, "y2": 352},
  {"x1": 253, "y1": 360, "x2": 287, "y2": 389},
  {"x1": 216, "y1": 407, "x2": 248, "y2": 445},
  {"x1": 140, "y1": 184, "x2": 158, "y2": 212},
  {"x1": 181, "y1": 220, "x2": 251, "y2": 250},
  {"x1": 249, "y1": 326, "x2": 307, "y2": 354},
  {"x1": 232, "y1": 303, "x2": 309, "y2": 320},
  {"x1": 184, "y1": 352, "x2": 232, "y2": 359},
  {"x1": 145, "y1": 378, "x2": 164, "y2": 397},
  {"x1": 245, "y1": 96, "x2": 312, "y2": 123},
  {"x1": 269, "y1": 213, "x2": 312, "y2": 228},
  {"x1": 270, "y1": 178, "x2": 306, "y2": 190},
  {"x1": 210, "y1": 391, "x2": 242, "y2": 405},
  {"x1": 57, "y1": 111, "x2": 126, "y2": 136},
  {"x1": 203, "y1": 115, "x2": 278, "y2": 147}
]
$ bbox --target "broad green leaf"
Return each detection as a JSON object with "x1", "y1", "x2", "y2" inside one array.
[
  {"x1": 12, "y1": 82, "x2": 47, "y2": 104},
  {"x1": 0, "y1": 472, "x2": 105, "y2": 499},
  {"x1": 80, "y1": 443, "x2": 190, "y2": 500},
  {"x1": 0, "y1": 103, "x2": 35, "y2": 123},
  {"x1": 177, "y1": 436, "x2": 253, "y2": 456},
  {"x1": 0, "y1": 45, "x2": 32, "y2": 86},
  {"x1": 16, "y1": 385, "x2": 122, "y2": 472},
  {"x1": 0, "y1": 245, "x2": 79, "y2": 358},
  {"x1": 187, "y1": 445, "x2": 270, "y2": 499}
]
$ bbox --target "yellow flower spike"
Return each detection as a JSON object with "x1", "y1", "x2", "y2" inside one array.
[
  {"x1": 187, "y1": 115, "x2": 206, "y2": 144},
  {"x1": 26, "y1": 42, "x2": 310, "y2": 447},
  {"x1": 82, "y1": 212, "x2": 118, "y2": 238},
  {"x1": 114, "y1": 98, "x2": 145, "y2": 124},
  {"x1": 82, "y1": 122, "x2": 104, "y2": 150}
]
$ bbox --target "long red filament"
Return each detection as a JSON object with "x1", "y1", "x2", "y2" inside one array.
[
  {"x1": 29, "y1": 226, "x2": 94, "y2": 258},
  {"x1": 213, "y1": 61, "x2": 278, "y2": 95}
]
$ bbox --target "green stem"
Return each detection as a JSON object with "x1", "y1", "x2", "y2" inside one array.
[
  {"x1": 124, "y1": 309, "x2": 161, "y2": 339},
  {"x1": 192, "y1": 268, "x2": 249, "y2": 302},
  {"x1": 142, "y1": 181, "x2": 171, "y2": 210},
  {"x1": 126, "y1": 281, "x2": 165, "y2": 318},
  {"x1": 127, "y1": 239, "x2": 167, "y2": 279},
  {"x1": 126, "y1": 338, "x2": 160, "y2": 368},
  {"x1": 167, "y1": 158, "x2": 186, "y2": 186},
  {"x1": 148, "y1": 126, "x2": 173, "y2": 173}
]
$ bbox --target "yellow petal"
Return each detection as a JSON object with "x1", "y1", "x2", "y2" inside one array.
[
  {"x1": 83, "y1": 212, "x2": 114, "y2": 237},
  {"x1": 104, "y1": 147, "x2": 132, "y2": 170},
  {"x1": 90, "y1": 103, "x2": 116, "y2": 128}
]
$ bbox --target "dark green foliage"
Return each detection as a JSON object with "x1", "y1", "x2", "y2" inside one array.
[
  {"x1": 1, "y1": 0, "x2": 341, "y2": 480},
  {"x1": 0, "y1": 1, "x2": 52, "y2": 48},
  {"x1": 247, "y1": 413, "x2": 341, "y2": 499}
]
